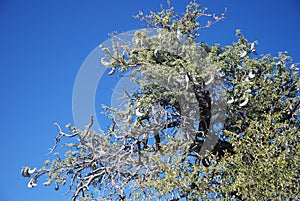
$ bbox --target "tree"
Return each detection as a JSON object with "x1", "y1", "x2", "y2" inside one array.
[{"x1": 22, "y1": 1, "x2": 299, "y2": 200}]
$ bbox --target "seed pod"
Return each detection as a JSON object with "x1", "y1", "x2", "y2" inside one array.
[
  {"x1": 28, "y1": 167, "x2": 37, "y2": 174},
  {"x1": 217, "y1": 69, "x2": 225, "y2": 77},
  {"x1": 28, "y1": 178, "x2": 38, "y2": 188},
  {"x1": 21, "y1": 167, "x2": 29, "y2": 177},
  {"x1": 192, "y1": 76, "x2": 200, "y2": 86},
  {"x1": 108, "y1": 67, "x2": 116, "y2": 75},
  {"x1": 185, "y1": 74, "x2": 189, "y2": 83},
  {"x1": 135, "y1": 108, "x2": 145, "y2": 117},
  {"x1": 290, "y1": 64, "x2": 299, "y2": 71},
  {"x1": 43, "y1": 180, "x2": 52, "y2": 186},
  {"x1": 239, "y1": 50, "x2": 247, "y2": 58},
  {"x1": 248, "y1": 71, "x2": 255, "y2": 79},
  {"x1": 205, "y1": 76, "x2": 214, "y2": 86},
  {"x1": 227, "y1": 97, "x2": 235, "y2": 104},
  {"x1": 100, "y1": 57, "x2": 111, "y2": 67},
  {"x1": 239, "y1": 97, "x2": 249, "y2": 107},
  {"x1": 250, "y1": 43, "x2": 257, "y2": 55}
]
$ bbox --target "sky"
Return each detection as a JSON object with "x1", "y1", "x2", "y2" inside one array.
[{"x1": 0, "y1": 0, "x2": 299, "y2": 201}]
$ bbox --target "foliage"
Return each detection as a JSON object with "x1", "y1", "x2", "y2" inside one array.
[{"x1": 22, "y1": 1, "x2": 299, "y2": 200}]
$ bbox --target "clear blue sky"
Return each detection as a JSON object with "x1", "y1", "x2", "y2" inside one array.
[{"x1": 0, "y1": 0, "x2": 299, "y2": 201}]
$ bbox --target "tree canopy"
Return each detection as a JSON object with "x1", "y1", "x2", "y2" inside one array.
[{"x1": 22, "y1": 1, "x2": 299, "y2": 200}]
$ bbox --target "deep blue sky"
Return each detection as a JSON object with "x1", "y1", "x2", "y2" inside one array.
[{"x1": 0, "y1": 1, "x2": 299, "y2": 201}]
